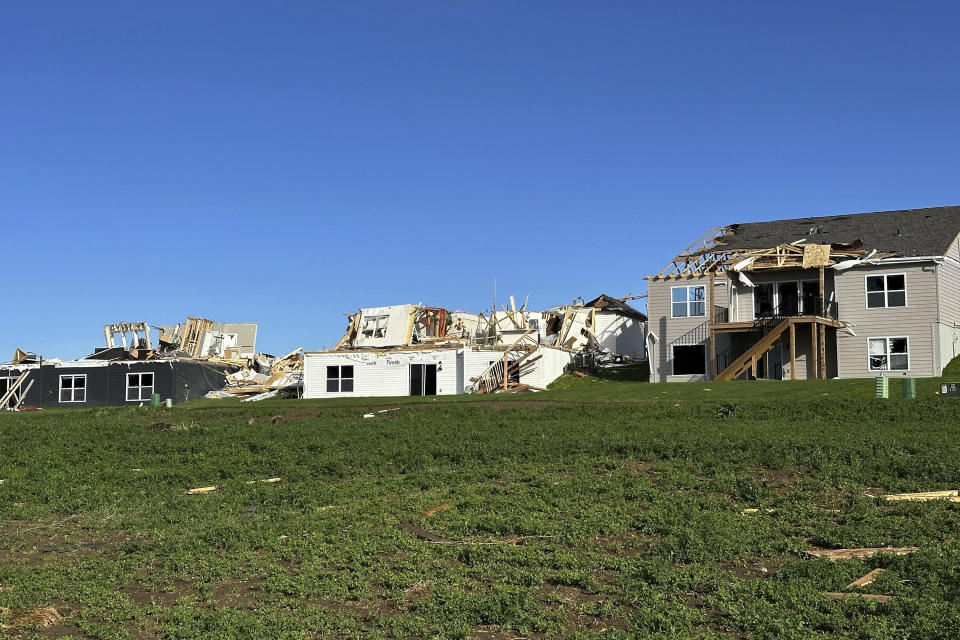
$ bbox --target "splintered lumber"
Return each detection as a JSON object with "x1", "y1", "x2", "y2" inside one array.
[
  {"x1": 808, "y1": 547, "x2": 918, "y2": 561},
  {"x1": 185, "y1": 486, "x2": 218, "y2": 495},
  {"x1": 395, "y1": 523, "x2": 454, "y2": 543},
  {"x1": 825, "y1": 592, "x2": 893, "y2": 603},
  {"x1": 422, "y1": 503, "x2": 452, "y2": 517},
  {"x1": 246, "y1": 477, "x2": 281, "y2": 484},
  {"x1": 847, "y1": 568, "x2": 886, "y2": 588},
  {"x1": 881, "y1": 490, "x2": 960, "y2": 502}
]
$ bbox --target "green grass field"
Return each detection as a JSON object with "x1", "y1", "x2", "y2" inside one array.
[{"x1": 2, "y1": 372, "x2": 960, "y2": 639}]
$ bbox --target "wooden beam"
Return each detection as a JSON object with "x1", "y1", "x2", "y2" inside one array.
[
  {"x1": 819, "y1": 323, "x2": 827, "y2": 379},
  {"x1": 789, "y1": 322, "x2": 798, "y2": 380},
  {"x1": 708, "y1": 272, "x2": 716, "y2": 379},
  {"x1": 811, "y1": 323, "x2": 819, "y2": 379}
]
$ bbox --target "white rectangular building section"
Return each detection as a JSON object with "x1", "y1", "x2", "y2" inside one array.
[{"x1": 303, "y1": 345, "x2": 574, "y2": 399}]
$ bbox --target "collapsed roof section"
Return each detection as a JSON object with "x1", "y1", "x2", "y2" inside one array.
[
  {"x1": 332, "y1": 295, "x2": 647, "y2": 357},
  {"x1": 650, "y1": 206, "x2": 960, "y2": 279}
]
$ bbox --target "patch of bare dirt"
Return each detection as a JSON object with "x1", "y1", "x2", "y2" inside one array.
[
  {"x1": 120, "y1": 578, "x2": 198, "y2": 607},
  {"x1": 724, "y1": 556, "x2": 789, "y2": 581},
  {"x1": 210, "y1": 578, "x2": 264, "y2": 608}
]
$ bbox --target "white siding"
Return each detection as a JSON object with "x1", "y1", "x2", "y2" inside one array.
[
  {"x1": 593, "y1": 312, "x2": 645, "y2": 358},
  {"x1": 303, "y1": 349, "x2": 461, "y2": 399},
  {"x1": 834, "y1": 262, "x2": 939, "y2": 378}
]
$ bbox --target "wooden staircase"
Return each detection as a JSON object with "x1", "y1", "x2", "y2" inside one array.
[{"x1": 714, "y1": 318, "x2": 791, "y2": 381}]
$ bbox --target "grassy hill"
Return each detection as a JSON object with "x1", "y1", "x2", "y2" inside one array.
[{"x1": 2, "y1": 376, "x2": 960, "y2": 638}]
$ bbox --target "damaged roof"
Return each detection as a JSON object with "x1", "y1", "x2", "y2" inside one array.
[
  {"x1": 719, "y1": 206, "x2": 960, "y2": 257},
  {"x1": 584, "y1": 294, "x2": 646, "y2": 320}
]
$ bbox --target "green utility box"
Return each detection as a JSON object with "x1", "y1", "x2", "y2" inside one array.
[
  {"x1": 902, "y1": 378, "x2": 917, "y2": 399},
  {"x1": 151, "y1": 393, "x2": 161, "y2": 407},
  {"x1": 875, "y1": 376, "x2": 889, "y2": 399}
]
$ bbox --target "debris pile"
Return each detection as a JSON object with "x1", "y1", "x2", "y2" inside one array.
[{"x1": 208, "y1": 348, "x2": 303, "y2": 399}]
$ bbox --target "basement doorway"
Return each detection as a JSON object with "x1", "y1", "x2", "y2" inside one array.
[{"x1": 410, "y1": 364, "x2": 438, "y2": 396}]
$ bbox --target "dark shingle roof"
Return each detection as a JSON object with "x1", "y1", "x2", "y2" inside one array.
[
  {"x1": 719, "y1": 206, "x2": 960, "y2": 257},
  {"x1": 584, "y1": 294, "x2": 646, "y2": 320}
]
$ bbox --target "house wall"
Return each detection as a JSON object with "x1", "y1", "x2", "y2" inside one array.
[
  {"x1": 351, "y1": 305, "x2": 416, "y2": 349},
  {"x1": 647, "y1": 275, "x2": 728, "y2": 382},
  {"x1": 834, "y1": 262, "x2": 939, "y2": 378},
  {"x1": 0, "y1": 361, "x2": 229, "y2": 407},
  {"x1": 593, "y1": 312, "x2": 645, "y2": 358},
  {"x1": 303, "y1": 349, "x2": 460, "y2": 398},
  {"x1": 934, "y1": 254, "x2": 960, "y2": 374}
]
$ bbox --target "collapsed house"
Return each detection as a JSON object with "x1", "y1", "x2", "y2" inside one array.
[
  {"x1": 0, "y1": 317, "x2": 259, "y2": 409},
  {"x1": 646, "y1": 205, "x2": 960, "y2": 382},
  {"x1": 303, "y1": 296, "x2": 646, "y2": 399}
]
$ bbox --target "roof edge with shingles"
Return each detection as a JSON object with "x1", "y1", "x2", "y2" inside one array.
[
  {"x1": 584, "y1": 294, "x2": 647, "y2": 320},
  {"x1": 717, "y1": 205, "x2": 960, "y2": 257}
]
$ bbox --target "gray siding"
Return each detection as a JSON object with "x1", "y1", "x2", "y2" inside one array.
[
  {"x1": 935, "y1": 243, "x2": 960, "y2": 372},
  {"x1": 834, "y1": 263, "x2": 939, "y2": 378},
  {"x1": 647, "y1": 276, "x2": 728, "y2": 382}
]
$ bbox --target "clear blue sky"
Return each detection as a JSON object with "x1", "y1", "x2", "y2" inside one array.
[{"x1": 3, "y1": 2, "x2": 959, "y2": 359}]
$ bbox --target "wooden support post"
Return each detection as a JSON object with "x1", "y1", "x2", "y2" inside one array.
[
  {"x1": 751, "y1": 354, "x2": 758, "y2": 380},
  {"x1": 819, "y1": 323, "x2": 827, "y2": 378},
  {"x1": 503, "y1": 352, "x2": 509, "y2": 391},
  {"x1": 763, "y1": 349, "x2": 770, "y2": 380},
  {"x1": 708, "y1": 272, "x2": 716, "y2": 379},
  {"x1": 811, "y1": 323, "x2": 819, "y2": 379},
  {"x1": 819, "y1": 266, "x2": 826, "y2": 317},
  {"x1": 789, "y1": 322, "x2": 796, "y2": 380}
]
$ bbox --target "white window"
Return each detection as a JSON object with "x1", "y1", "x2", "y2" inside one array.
[
  {"x1": 671, "y1": 285, "x2": 705, "y2": 318},
  {"x1": 326, "y1": 365, "x2": 354, "y2": 392},
  {"x1": 868, "y1": 337, "x2": 909, "y2": 371},
  {"x1": 361, "y1": 315, "x2": 389, "y2": 338},
  {"x1": 59, "y1": 374, "x2": 87, "y2": 403},
  {"x1": 126, "y1": 372, "x2": 154, "y2": 402},
  {"x1": 866, "y1": 274, "x2": 906, "y2": 309}
]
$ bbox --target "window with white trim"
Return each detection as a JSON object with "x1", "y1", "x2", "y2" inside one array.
[
  {"x1": 866, "y1": 274, "x2": 906, "y2": 308},
  {"x1": 59, "y1": 374, "x2": 87, "y2": 403},
  {"x1": 326, "y1": 365, "x2": 354, "y2": 392},
  {"x1": 868, "y1": 337, "x2": 909, "y2": 371},
  {"x1": 126, "y1": 372, "x2": 154, "y2": 402},
  {"x1": 671, "y1": 285, "x2": 705, "y2": 318}
]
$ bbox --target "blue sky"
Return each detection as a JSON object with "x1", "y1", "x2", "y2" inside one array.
[{"x1": 3, "y1": 1, "x2": 959, "y2": 358}]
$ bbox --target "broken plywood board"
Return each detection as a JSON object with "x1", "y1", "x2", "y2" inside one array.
[
  {"x1": 881, "y1": 490, "x2": 960, "y2": 502},
  {"x1": 847, "y1": 568, "x2": 886, "y2": 588},
  {"x1": 807, "y1": 547, "x2": 918, "y2": 561},
  {"x1": 185, "y1": 486, "x2": 218, "y2": 495},
  {"x1": 802, "y1": 243, "x2": 832, "y2": 268}
]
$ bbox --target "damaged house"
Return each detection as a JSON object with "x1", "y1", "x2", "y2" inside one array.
[
  {"x1": 303, "y1": 296, "x2": 646, "y2": 399},
  {"x1": 0, "y1": 317, "x2": 257, "y2": 408},
  {"x1": 646, "y1": 205, "x2": 960, "y2": 382}
]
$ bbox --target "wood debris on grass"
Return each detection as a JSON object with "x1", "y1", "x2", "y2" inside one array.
[
  {"x1": 881, "y1": 490, "x2": 960, "y2": 502},
  {"x1": 395, "y1": 523, "x2": 454, "y2": 544},
  {"x1": 741, "y1": 508, "x2": 776, "y2": 514},
  {"x1": 2, "y1": 606, "x2": 63, "y2": 630},
  {"x1": 825, "y1": 592, "x2": 893, "y2": 603},
  {"x1": 422, "y1": 503, "x2": 452, "y2": 517},
  {"x1": 246, "y1": 477, "x2": 282, "y2": 484},
  {"x1": 848, "y1": 568, "x2": 886, "y2": 588},
  {"x1": 363, "y1": 408, "x2": 401, "y2": 419},
  {"x1": 807, "y1": 547, "x2": 918, "y2": 561},
  {"x1": 185, "y1": 486, "x2": 218, "y2": 495},
  {"x1": 0, "y1": 479, "x2": 5, "y2": 484}
]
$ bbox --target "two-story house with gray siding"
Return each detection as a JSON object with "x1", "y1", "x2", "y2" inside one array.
[{"x1": 645, "y1": 206, "x2": 960, "y2": 382}]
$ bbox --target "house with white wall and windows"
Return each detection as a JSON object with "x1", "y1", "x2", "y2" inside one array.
[
  {"x1": 303, "y1": 296, "x2": 646, "y2": 399},
  {"x1": 646, "y1": 206, "x2": 960, "y2": 382}
]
